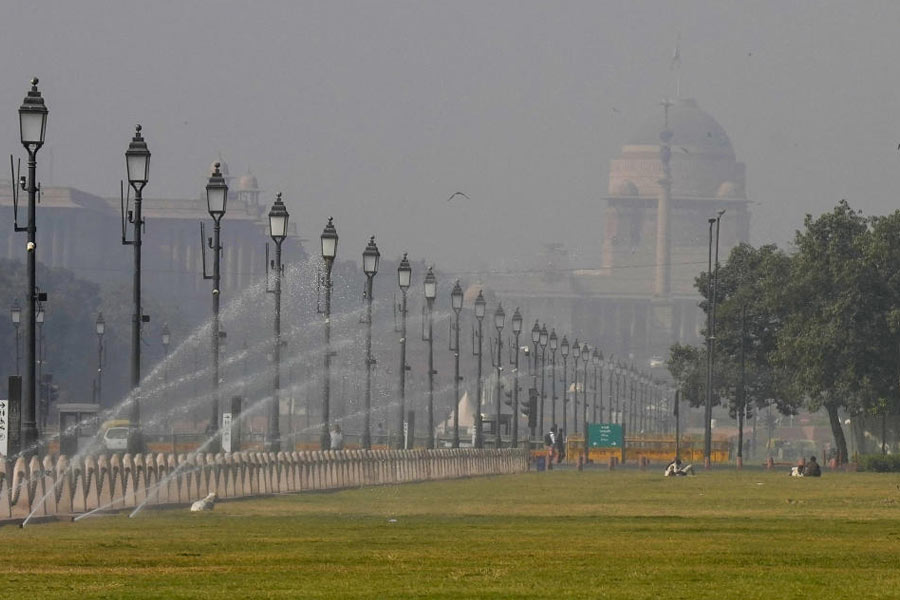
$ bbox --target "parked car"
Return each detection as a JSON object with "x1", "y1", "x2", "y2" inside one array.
[{"x1": 103, "y1": 426, "x2": 129, "y2": 451}]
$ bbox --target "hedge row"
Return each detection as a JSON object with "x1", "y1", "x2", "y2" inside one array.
[{"x1": 857, "y1": 454, "x2": 900, "y2": 472}]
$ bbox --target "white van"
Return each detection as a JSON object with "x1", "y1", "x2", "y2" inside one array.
[{"x1": 103, "y1": 426, "x2": 129, "y2": 451}]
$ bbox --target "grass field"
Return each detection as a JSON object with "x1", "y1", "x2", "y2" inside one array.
[{"x1": 2, "y1": 468, "x2": 900, "y2": 599}]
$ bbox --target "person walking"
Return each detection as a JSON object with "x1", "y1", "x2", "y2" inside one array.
[{"x1": 544, "y1": 425, "x2": 558, "y2": 469}]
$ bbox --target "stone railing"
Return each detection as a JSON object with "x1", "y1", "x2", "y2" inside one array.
[{"x1": 0, "y1": 448, "x2": 529, "y2": 522}]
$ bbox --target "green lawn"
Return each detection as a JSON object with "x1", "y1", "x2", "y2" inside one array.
[{"x1": 3, "y1": 469, "x2": 900, "y2": 599}]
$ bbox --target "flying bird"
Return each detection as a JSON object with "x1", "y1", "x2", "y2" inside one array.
[{"x1": 447, "y1": 192, "x2": 470, "y2": 202}]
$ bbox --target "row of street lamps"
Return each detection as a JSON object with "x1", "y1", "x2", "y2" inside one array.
[{"x1": 8, "y1": 78, "x2": 675, "y2": 459}]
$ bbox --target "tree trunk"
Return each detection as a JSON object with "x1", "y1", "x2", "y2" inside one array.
[{"x1": 825, "y1": 401, "x2": 848, "y2": 464}]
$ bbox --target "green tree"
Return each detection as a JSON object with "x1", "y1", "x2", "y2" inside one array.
[{"x1": 774, "y1": 201, "x2": 877, "y2": 462}]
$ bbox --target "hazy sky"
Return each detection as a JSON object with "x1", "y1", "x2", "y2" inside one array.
[{"x1": 2, "y1": 1, "x2": 900, "y2": 273}]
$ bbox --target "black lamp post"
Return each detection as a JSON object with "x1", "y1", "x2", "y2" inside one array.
[
  {"x1": 473, "y1": 290, "x2": 486, "y2": 448},
  {"x1": 95, "y1": 313, "x2": 105, "y2": 407},
  {"x1": 10, "y1": 301, "x2": 21, "y2": 376},
  {"x1": 560, "y1": 335, "x2": 569, "y2": 437},
  {"x1": 549, "y1": 329, "x2": 558, "y2": 429},
  {"x1": 17, "y1": 78, "x2": 48, "y2": 457},
  {"x1": 581, "y1": 343, "x2": 589, "y2": 435},
  {"x1": 539, "y1": 325, "x2": 548, "y2": 436},
  {"x1": 266, "y1": 193, "x2": 289, "y2": 452},
  {"x1": 362, "y1": 236, "x2": 380, "y2": 449},
  {"x1": 530, "y1": 320, "x2": 540, "y2": 404},
  {"x1": 320, "y1": 218, "x2": 337, "y2": 450},
  {"x1": 450, "y1": 280, "x2": 463, "y2": 448},
  {"x1": 122, "y1": 124, "x2": 150, "y2": 455},
  {"x1": 423, "y1": 266, "x2": 437, "y2": 449},
  {"x1": 509, "y1": 307, "x2": 522, "y2": 448},
  {"x1": 572, "y1": 340, "x2": 581, "y2": 435},
  {"x1": 202, "y1": 162, "x2": 227, "y2": 452},
  {"x1": 396, "y1": 254, "x2": 411, "y2": 449},
  {"x1": 492, "y1": 303, "x2": 505, "y2": 448},
  {"x1": 592, "y1": 349, "x2": 602, "y2": 424}
]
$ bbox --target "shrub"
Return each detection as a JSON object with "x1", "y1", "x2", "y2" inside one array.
[{"x1": 857, "y1": 454, "x2": 900, "y2": 472}]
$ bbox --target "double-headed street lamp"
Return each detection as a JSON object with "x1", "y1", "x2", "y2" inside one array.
[
  {"x1": 10, "y1": 301, "x2": 21, "y2": 375},
  {"x1": 123, "y1": 124, "x2": 150, "y2": 455},
  {"x1": 319, "y1": 218, "x2": 338, "y2": 450},
  {"x1": 473, "y1": 290, "x2": 486, "y2": 448},
  {"x1": 396, "y1": 254, "x2": 412, "y2": 449},
  {"x1": 95, "y1": 313, "x2": 105, "y2": 406},
  {"x1": 266, "y1": 193, "x2": 289, "y2": 452},
  {"x1": 423, "y1": 266, "x2": 437, "y2": 449},
  {"x1": 492, "y1": 303, "x2": 505, "y2": 448},
  {"x1": 17, "y1": 78, "x2": 48, "y2": 456},
  {"x1": 509, "y1": 308, "x2": 522, "y2": 448},
  {"x1": 450, "y1": 280, "x2": 463, "y2": 448},
  {"x1": 549, "y1": 329, "x2": 558, "y2": 429},
  {"x1": 362, "y1": 236, "x2": 380, "y2": 449},
  {"x1": 202, "y1": 162, "x2": 227, "y2": 452}
]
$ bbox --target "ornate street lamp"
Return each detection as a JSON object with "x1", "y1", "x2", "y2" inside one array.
[
  {"x1": 361, "y1": 236, "x2": 380, "y2": 449},
  {"x1": 201, "y1": 162, "x2": 227, "y2": 452},
  {"x1": 266, "y1": 193, "x2": 289, "y2": 452},
  {"x1": 423, "y1": 266, "x2": 437, "y2": 449},
  {"x1": 581, "y1": 343, "x2": 589, "y2": 436},
  {"x1": 509, "y1": 307, "x2": 523, "y2": 448},
  {"x1": 396, "y1": 254, "x2": 412, "y2": 449},
  {"x1": 492, "y1": 303, "x2": 505, "y2": 448},
  {"x1": 572, "y1": 340, "x2": 581, "y2": 434},
  {"x1": 319, "y1": 217, "x2": 337, "y2": 450},
  {"x1": 592, "y1": 349, "x2": 603, "y2": 424},
  {"x1": 530, "y1": 320, "x2": 540, "y2": 395},
  {"x1": 450, "y1": 280, "x2": 463, "y2": 448},
  {"x1": 539, "y1": 324, "x2": 548, "y2": 436},
  {"x1": 560, "y1": 335, "x2": 569, "y2": 436},
  {"x1": 473, "y1": 290, "x2": 486, "y2": 448},
  {"x1": 549, "y1": 329, "x2": 558, "y2": 429},
  {"x1": 121, "y1": 124, "x2": 151, "y2": 454},
  {"x1": 17, "y1": 79, "x2": 48, "y2": 456}
]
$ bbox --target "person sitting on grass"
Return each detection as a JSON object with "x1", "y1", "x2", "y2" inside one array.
[
  {"x1": 664, "y1": 457, "x2": 695, "y2": 477},
  {"x1": 803, "y1": 456, "x2": 821, "y2": 477}
]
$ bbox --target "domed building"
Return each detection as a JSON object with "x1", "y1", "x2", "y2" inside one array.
[{"x1": 487, "y1": 97, "x2": 751, "y2": 370}]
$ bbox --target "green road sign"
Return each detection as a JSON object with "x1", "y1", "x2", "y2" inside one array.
[{"x1": 588, "y1": 423, "x2": 623, "y2": 448}]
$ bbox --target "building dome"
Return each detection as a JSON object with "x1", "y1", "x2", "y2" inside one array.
[
  {"x1": 608, "y1": 97, "x2": 744, "y2": 199},
  {"x1": 627, "y1": 98, "x2": 734, "y2": 158},
  {"x1": 238, "y1": 171, "x2": 259, "y2": 192}
]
